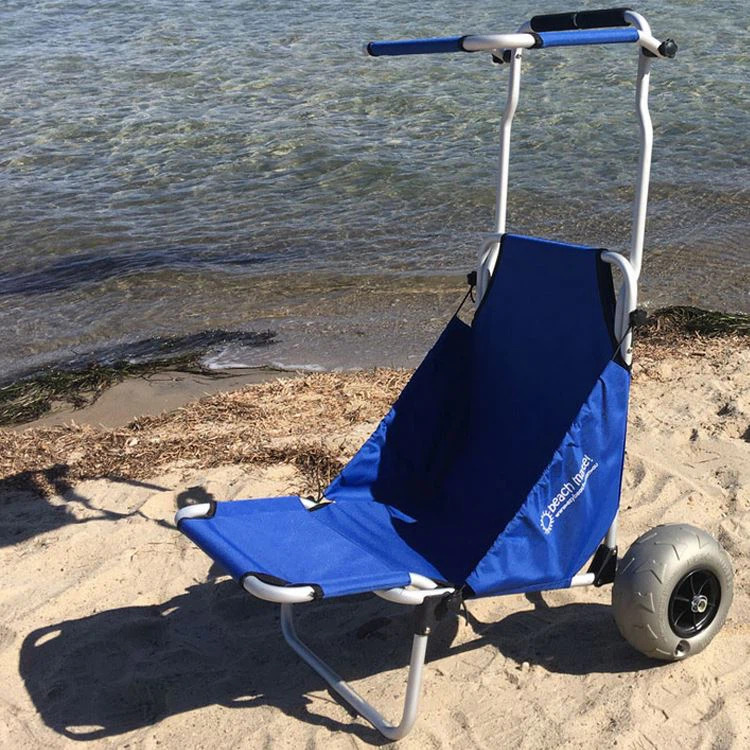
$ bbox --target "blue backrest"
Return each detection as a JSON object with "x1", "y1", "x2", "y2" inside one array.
[
  {"x1": 448, "y1": 234, "x2": 617, "y2": 509},
  {"x1": 325, "y1": 234, "x2": 620, "y2": 585}
]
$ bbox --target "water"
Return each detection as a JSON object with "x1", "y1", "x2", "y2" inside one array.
[{"x1": 1, "y1": 1, "x2": 748, "y2": 379}]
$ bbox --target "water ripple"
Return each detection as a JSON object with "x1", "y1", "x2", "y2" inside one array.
[{"x1": 0, "y1": 0, "x2": 748, "y2": 378}]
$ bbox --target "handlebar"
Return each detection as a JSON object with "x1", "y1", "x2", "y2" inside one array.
[
  {"x1": 366, "y1": 28, "x2": 642, "y2": 57},
  {"x1": 365, "y1": 9, "x2": 676, "y2": 60}
]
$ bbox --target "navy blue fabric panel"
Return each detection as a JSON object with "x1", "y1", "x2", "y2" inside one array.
[
  {"x1": 322, "y1": 236, "x2": 621, "y2": 591},
  {"x1": 438, "y1": 235, "x2": 617, "y2": 532},
  {"x1": 466, "y1": 360, "x2": 630, "y2": 596},
  {"x1": 320, "y1": 315, "x2": 473, "y2": 585},
  {"x1": 471, "y1": 234, "x2": 616, "y2": 504},
  {"x1": 179, "y1": 497, "x2": 412, "y2": 597},
  {"x1": 325, "y1": 315, "x2": 471, "y2": 515}
]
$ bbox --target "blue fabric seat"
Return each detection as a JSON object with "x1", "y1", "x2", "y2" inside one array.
[{"x1": 179, "y1": 234, "x2": 631, "y2": 599}]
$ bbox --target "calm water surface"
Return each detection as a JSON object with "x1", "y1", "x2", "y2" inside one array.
[{"x1": 1, "y1": 1, "x2": 748, "y2": 377}]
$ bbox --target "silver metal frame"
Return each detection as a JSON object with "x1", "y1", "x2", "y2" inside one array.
[
  {"x1": 176, "y1": 499, "x2": 448, "y2": 740},
  {"x1": 281, "y1": 603, "x2": 430, "y2": 741},
  {"x1": 459, "y1": 26, "x2": 667, "y2": 58},
  {"x1": 178, "y1": 500, "x2": 604, "y2": 739},
  {"x1": 176, "y1": 14, "x2": 674, "y2": 740}
]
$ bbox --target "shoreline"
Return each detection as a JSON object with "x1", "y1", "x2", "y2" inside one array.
[
  {"x1": 16, "y1": 368, "x2": 295, "y2": 431},
  {"x1": 2, "y1": 304, "x2": 749, "y2": 430},
  {"x1": 1, "y1": 322, "x2": 747, "y2": 499}
]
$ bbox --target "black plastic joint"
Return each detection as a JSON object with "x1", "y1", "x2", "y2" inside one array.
[
  {"x1": 644, "y1": 38, "x2": 678, "y2": 59},
  {"x1": 466, "y1": 270, "x2": 477, "y2": 287},
  {"x1": 658, "y1": 38, "x2": 678, "y2": 58},
  {"x1": 413, "y1": 590, "x2": 463, "y2": 635},
  {"x1": 629, "y1": 308, "x2": 649, "y2": 328},
  {"x1": 587, "y1": 544, "x2": 618, "y2": 586},
  {"x1": 413, "y1": 597, "x2": 440, "y2": 635},
  {"x1": 435, "y1": 589, "x2": 464, "y2": 620}
]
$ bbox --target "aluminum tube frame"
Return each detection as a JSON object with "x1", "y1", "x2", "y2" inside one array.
[
  {"x1": 459, "y1": 30, "x2": 666, "y2": 57},
  {"x1": 462, "y1": 33, "x2": 537, "y2": 52},
  {"x1": 570, "y1": 573, "x2": 597, "y2": 587},
  {"x1": 621, "y1": 10, "x2": 655, "y2": 280},
  {"x1": 477, "y1": 21, "x2": 658, "y2": 308},
  {"x1": 375, "y1": 573, "x2": 455, "y2": 605},
  {"x1": 600, "y1": 248, "x2": 638, "y2": 553},
  {"x1": 493, "y1": 49, "x2": 522, "y2": 238},
  {"x1": 278, "y1": 569, "x2": 598, "y2": 740},
  {"x1": 280, "y1": 603, "x2": 429, "y2": 741},
  {"x1": 175, "y1": 499, "x2": 456, "y2": 606},
  {"x1": 243, "y1": 574, "x2": 316, "y2": 603},
  {"x1": 477, "y1": 47, "x2": 523, "y2": 299},
  {"x1": 601, "y1": 250, "x2": 638, "y2": 365},
  {"x1": 629, "y1": 52, "x2": 654, "y2": 279},
  {"x1": 242, "y1": 571, "x2": 455, "y2": 606},
  {"x1": 178, "y1": 502, "x2": 613, "y2": 739},
  {"x1": 476, "y1": 232, "x2": 503, "y2": 301},
  {"x1": 599, "y1": 248, "x2": 638, "y2": 551},
  {"x1": 175, "y1": 503, "x2": 214, "y2": 522}
]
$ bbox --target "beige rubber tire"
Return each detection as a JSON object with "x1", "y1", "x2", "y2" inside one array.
[{"x1": 612, "y1": 524, "x2": 733, "y2": 661}]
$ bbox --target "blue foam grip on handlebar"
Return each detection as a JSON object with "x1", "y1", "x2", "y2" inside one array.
[
  {"x1": 366, "y1": 36, "x2": 465, "y2": 56},
  {"x1": 537, "y1": 27, "x2": 639, "y2": 47}
]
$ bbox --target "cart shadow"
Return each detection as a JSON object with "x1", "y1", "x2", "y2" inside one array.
[
  {"x1": 455, "y1": 591, "x2": 659, "y2": 676},
  {"x1": 0, "y1": 464, "x2": 171, "y2": 548},
  {"x1": 19, "y1": 582, "x2": 658, "y2": 744}
]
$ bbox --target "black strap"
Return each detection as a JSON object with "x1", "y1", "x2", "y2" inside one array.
[{"x1": 453, "y1": 271, "x2": 477, "y2": 317}]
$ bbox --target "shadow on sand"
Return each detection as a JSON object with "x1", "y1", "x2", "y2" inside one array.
[
  {"x1": 0, "y1": 464, "x2": 171, "y2": 548},
  {"x1": 20, "y1": 581, "x2": 659, "y2": 744}
]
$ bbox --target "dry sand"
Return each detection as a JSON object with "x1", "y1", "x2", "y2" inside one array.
[{"x1": 0, "y1": 337, "x2": 748, "y2": 749}]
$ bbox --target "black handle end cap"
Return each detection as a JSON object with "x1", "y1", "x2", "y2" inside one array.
[{"x1": 658, "y1": 38, "x2": 678, "y2": 58}]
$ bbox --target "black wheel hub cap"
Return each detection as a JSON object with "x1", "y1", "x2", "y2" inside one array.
[{"x1": 668, "y1": 568, "x2": 721, "y2": 637}]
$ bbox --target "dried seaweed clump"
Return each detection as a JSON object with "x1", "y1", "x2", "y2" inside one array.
[
  {"x1": 637, "y1": 306, "x2": 750, "y2": 341},
  {"x1": 0, "y1": 369, "x2": 409, "y2": 498}
]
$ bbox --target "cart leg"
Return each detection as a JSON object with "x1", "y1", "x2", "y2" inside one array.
[{"x1": 280, "y1": 603, "x2": 429, "y2": 740}]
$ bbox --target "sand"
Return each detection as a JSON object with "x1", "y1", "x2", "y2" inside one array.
[{"x1": 0, "y1": 338, "x2": 748, "y2": 749}]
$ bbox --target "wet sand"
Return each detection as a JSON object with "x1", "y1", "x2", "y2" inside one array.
[{"x1": 23, "y1": 368, "x2": 291, "y2": 430}]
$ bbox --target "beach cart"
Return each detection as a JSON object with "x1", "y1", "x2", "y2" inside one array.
[{"x1": 175, "y1": 8, "x2": 733, "y2": 739}]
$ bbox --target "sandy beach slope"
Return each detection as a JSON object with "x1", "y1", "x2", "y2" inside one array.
[{"x1": 1, "y1": 337, "x2": 748, "y2": 748}]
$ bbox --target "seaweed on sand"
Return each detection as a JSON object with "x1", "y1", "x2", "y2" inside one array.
[
  {"x1": 0, "y1": 329, "x2": 276, "y2": 427},
  {"x1": 638, "y1": 306, "x2": 750, "y2": 340}
]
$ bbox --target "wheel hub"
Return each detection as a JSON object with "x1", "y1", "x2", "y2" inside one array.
[
  {"x1": 668, "y1": 568, "x2": 721, "y2": 638},
  {"x1": 691, "y1": 594, "x2": 708, "y2": 614}
]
